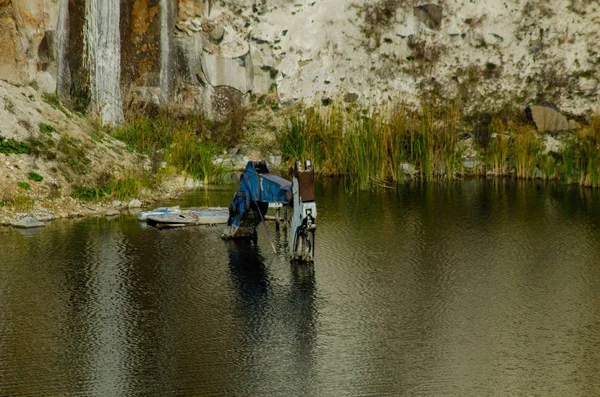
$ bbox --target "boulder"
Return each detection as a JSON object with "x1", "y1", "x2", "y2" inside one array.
[
  {"x1": 525, "y1": 105, "x2": 572, "y2": 132},
  {"x1": 268, "y1": 153, "x2": 282, "y2": 167},
  {"x1": 208, "y1": 25, "x2": 225, "y2": 43},
  {"x1": 31, "y1": 209, "x2": 55, "y2": 222},
  {"x1": 128, "y1": 199, "x2": 143, "y2": 208},
  {"x1": 463, "y1": 159, "x2": 483, "y2": 170},
  {"x1": 414, "y1": 4, "x2": 443, "y2": 30},
  {"x1": 543, "y1": 135, "x2": 565, "y2": 154},
  {"x1": 105, "y1": 208, "x2": 120, "y2": 217},
  {"x1": 402, "y1": 162, "x2": 416, "y2": 176},
  {"x1": 11, "y1": 216, "x2": 45, "y2": 229},
  {"x1": 202, "y1": 84, "x2": 245, "y2": 122},
  {"x1": 568, "y1": 120, "x2": 579, "y2": 130}
]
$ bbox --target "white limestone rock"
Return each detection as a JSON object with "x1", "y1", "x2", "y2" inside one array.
[
  {"x1": 128, "y1": 199, "x2": 143, "y2": 208},
  {"x1": 201, "y1": 52, "x2": 252, "y2": 93},
  {"x1": 11, "y1": 216, "x2": 45, "y2": 229},
  {"x1": 105, "y1": 208, "x2": 120, "y2": 217}
]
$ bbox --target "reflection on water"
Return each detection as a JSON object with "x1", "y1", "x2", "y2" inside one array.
[
  {"x1": 226, "y1": 238, "x2": 318, "y2": 396},
  {"x1": 1, "y1": 181, "x2": 600, "y2": 396}
]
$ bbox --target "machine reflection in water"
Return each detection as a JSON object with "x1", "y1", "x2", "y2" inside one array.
[{"x1": 226, "y1": 236, "x2": 318, "y2": 396}]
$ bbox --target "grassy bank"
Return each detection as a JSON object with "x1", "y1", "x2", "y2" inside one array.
[
  {"x1": 70, "y1": 108, "x2": 237, "y2": 202},
  {"x1": 6, "y1": 79, "x2": 600, "y2": 213},
  {"x1": 109, "y1": 111, "x2": 224, "y2": 185},
  {"x1": 279, "y1": 101, "x2": 600, "y2": 190}
]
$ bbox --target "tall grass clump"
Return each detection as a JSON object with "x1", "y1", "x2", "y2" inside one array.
[
  {"x1": 484, "y1": 119, "x2": 510, "y2": 175},
  {"x1": 570, "y1": 117, "x2": 600, "y2": 187},
  {"x1": 410, "y1": 101, "x2": 462, "y2": 181},
  {"x1": 512, "y1": 125, "x2": 541, "y2": 179},
  {"x1": 281, "y1": 105, "x2": 600, "y2": 191},
  {"x1": 168, "y1": 127, "x2": 223, "y2": 184},
  {"x1": 111, "y1": 110, "x2": 224, "y2": 184},
  {"x1": 482, "y1": 115, "x2": 600, "y2": 185},
  {"x1": 108, "y1": 172, "x2": 146, "y2": 200},
  {"x1": 280, "y1": 100, "x2": 462, "y2": 190},
  {"x1": 71, "y1": 168, "x2": 155, "y2": 201},
  {"x1": 280, "y1": 106, "x2": 345, "y2": 176},
  {"x1": 344, "y1": 112, "x2": 391, "y2": 190}
]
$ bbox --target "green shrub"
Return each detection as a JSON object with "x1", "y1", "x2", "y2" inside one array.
[
  {"x1": 71, "y1": 185, "x2": 109, "y2": 201},
  {"x1": 17, "y1": 182, "x2": 31, "y2": 190},
  {"x1": 71, "y1": 167, "x2": 156, "y2": 201},
  {"x1": 28, "y1": 172, "x2": 44, "y2": 182},
  {"x1": 12, "y1": 194, "x2": 33, "y2": 211},
  {"x1": 42, "y1": 92, "x2": 70, "y2": 118},
  {"x1": 39, "y1": 123, "x2": 56, "y2": 135},
  {"x1": 26, "y1": 134, "x2": 56, "y2": 160},
  {"x1": 0, "y1": 136, "x2": 30, "y2": 155},
  {"x1": 108, "y1": 175, "x2": 142, "y2": 200},
  {"x1": 58, "y1": 135, "x2": 91, "y2": 175}
]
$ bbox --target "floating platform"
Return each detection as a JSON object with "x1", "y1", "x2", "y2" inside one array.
[{"x1": 139, "y1": 207, "x2": 229, "y2": 229}]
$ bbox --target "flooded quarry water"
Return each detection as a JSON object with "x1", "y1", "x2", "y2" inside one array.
[{"x1": 1, "y1": 180, "x2": 600, "y2": 396}]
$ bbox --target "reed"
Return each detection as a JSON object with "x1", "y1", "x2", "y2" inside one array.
[
  {"x1": 560, "y1": 143, "x2": 576, "y2": 184},
  {"x1": 571, "y1": 120, "x2": 600, "y2": 187},
  {"x1": 481, "y1": 116, "x2": 600, "y2": 184},
  {"x1": 168, "y1": 127, "x2": 223, "y2": 184},
  {"x1": 280, "y1": 100, "x2": 462, "y2": 189},
  {"x1": 280, "y1": 106, "x2": 346, "y2": 176},
  {"x1": 512, "y1": 125, "x2": 541, "y2": 179},
  {"x1": 485, "y1": 119, "x2": 509, "y2": 175},
  {"x1": 344, "y1": 111, "x2": 389, "y2": 190}
]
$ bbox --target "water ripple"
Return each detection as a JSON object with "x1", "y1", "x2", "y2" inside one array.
[{"x1": 2, "y1": 182, "x2": 600, "y2": 396}]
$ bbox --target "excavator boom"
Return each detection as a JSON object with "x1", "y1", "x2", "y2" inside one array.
[{"x1": 222, "y1": 160, "x2": 316, "y2": 263}]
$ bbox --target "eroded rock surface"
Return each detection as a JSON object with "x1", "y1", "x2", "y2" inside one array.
[{"x1": 0, "y1": 0, "x2": 599, "y2": 121}]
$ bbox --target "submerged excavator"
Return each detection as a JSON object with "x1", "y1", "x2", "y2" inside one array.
[
  {"x1": 222, "y1": 160, "x2": 317, "y2": 263},
  {"x1": 140, "y1": 159, "x2": 316, "y2": 263}
]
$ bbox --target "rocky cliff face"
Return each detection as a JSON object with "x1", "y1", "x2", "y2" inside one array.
[{"x1": 1, "y1": 0, "x2": 599, "y2": 125}]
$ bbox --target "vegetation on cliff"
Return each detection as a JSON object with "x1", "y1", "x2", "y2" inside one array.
[{"x1": 109, "y1": 110, "x2": 224, "y2": 186}]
